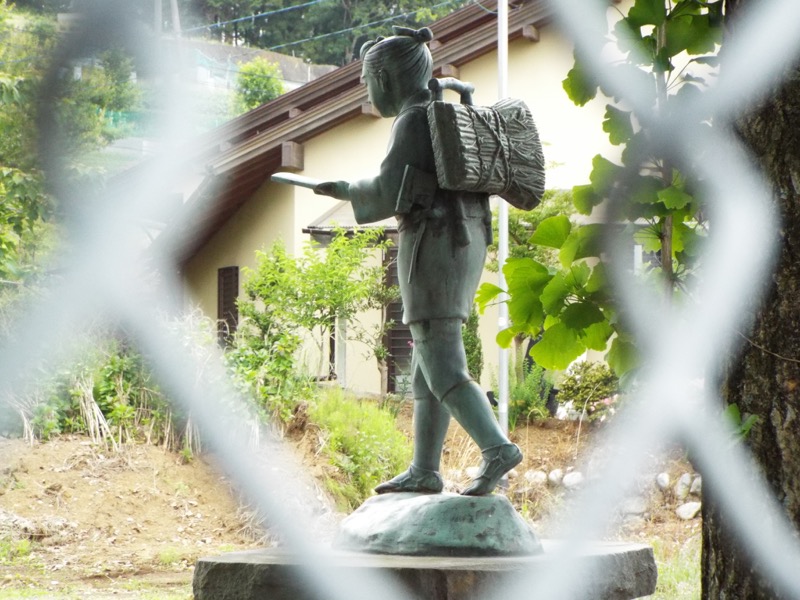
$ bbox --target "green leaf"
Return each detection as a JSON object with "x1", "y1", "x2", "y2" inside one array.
[
  {"x1": 572, "y1": 184, "x2": 602, "y2": 216},
  {"x1": 543, "y1": 314, "x2": 560, "y2": 330},
  {"x1": 496, "y1": 327, "x2": 518, "y2": 348},
  {"x1": 530, "y1": 323, "x2": 586, "y2": 371},
  {"x1": 687, "y1": 14, "x2": 721, "y2": 54},
  {"x1": 723, "y1": 403, "x2": 741, "y2": 425},
  {"x1": 603, "y1": 105, "x2": 635, "y2": 146},
  {"x1": 634, "y1": 224, "x2": 662, "y2": 253},
  {"x1": 664, "y1": 15, "x2": 693, "y2": 57},
  {"x1": 563, "y1": 61, "x2": 598, "y2": 107},
  {"x1": 665, "y1": 14, "x2": 719, "y2": 57},
  {"x1": 509, "y1": 292, "x2": 544, "y2": 329},
  {"x1": 706, "y1": 0, "x2": 724, "y2": 26},
  {"x1": 585, "y1": 263, "x2": 608, "y2": 294},
  {"x1": 672, "y1": 221, "x2": 702, "y2": 255},
  {"x1": 672, "y1": 0, "x2": 703, "y2": 17},
  {"x1": 620, "y1": 130, "x2": 648, "y2": 168},
  {"x1": 672, "y1": 81, "x2": 704, "y2": 109},
  {"x1": 624, "y1": 198, "x2": 670, "y2": 221},
  {"x1": 561, "y1": 302, "x2": 605, "y2": 330},
  {"x1": 504, "y1": 258, "x2": 552, "y2": 293},
  {"x1": 589, "y1": 155, "x2": 622, "y2": 194},
  {"x1": 606, "y1": 337, "x2": 639, "y2": 376},
  {"x1": 629, "y1": 176, "x2": 663, "y2": 205},
  {"x1": 560, "y1": 224, "x2": 605, "y2": 267},
  {"x1": 740, "y1": 414, "x2": 759, "y2": 437},
  {"x1": 504, "y1": 259, "x2": 551, "y2": 328},
  {"x1": 564, "y1": 262, "x2": 591, "y2": 290},
  {"x1": 576, "y1": 224, "x2": 606, "y2": 260},
  {"x1": 581, "y1": 320, "x2": 614, "y2": 351},
  {"x1": 475, "y1": 282, "x2": 505, "y2": 313},
  {"x1": 675, "y1": 223, "x2": 704, "y2": 257},
  {"x1": 541, "y1": 273, "x2": 570, "y2": 315},
  {"x1": 613, "y1": 19, "x2": 654, "y2": 64},
  {"x1": 530, "y1": 215, "x2": 572, "y2": 249},
  {"x1": 657, "y1": 186, "x2": 693, "y2": 210},
  {"x1": 560, "y1": 234, "x2": 580, "y2": 268},
  {"x1": 628, "y1": 0, "x2": 667, "y2": 27}
]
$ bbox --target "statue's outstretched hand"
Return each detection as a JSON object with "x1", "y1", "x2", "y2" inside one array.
[{"x1": 314, "y1": 181, "x2": 350, "y2": 200}]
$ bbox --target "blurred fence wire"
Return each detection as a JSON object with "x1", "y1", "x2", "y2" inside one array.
[{"x1": 2, "y1": 0, "x2": 800, "y2": 598}]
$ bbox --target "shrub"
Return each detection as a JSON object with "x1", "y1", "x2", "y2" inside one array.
[
  {"x1": 509, "y1": 363, "x2": 552, "y2": 429},
  {"x1": 238, "y1": 231, "x2": 397, "y2": 385},
  {"x1": 225, "y1": 324, "x2": 311, "y2": 424},
  {"x1": 308, "y1": 388, "x2": 411, "y2": 511},
  {"x1": 2, "y1": 315, "x2": 223, "y2": 454},
  {"x1": 558, "y1": 361, "x2": 619, "y2": 422}
]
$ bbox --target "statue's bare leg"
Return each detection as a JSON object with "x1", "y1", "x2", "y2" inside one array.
[
  {"x1": 440, "y1": 380, "x2": 522, "y2": 496},
  {"x1": 374, "y1": 357, "x2": 449, "y2": 494},
  {"x1": 411, "y1": 319, "x2": 522, "y2": 496}
]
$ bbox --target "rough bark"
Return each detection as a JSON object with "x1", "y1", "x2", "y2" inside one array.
[{"x1": 701, "y1": 7, "x2": 800, "y2": 595}]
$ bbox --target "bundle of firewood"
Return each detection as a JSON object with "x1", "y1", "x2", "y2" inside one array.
[{"x1": 428, "y1": 97, "x2": 545, "y2": 211}]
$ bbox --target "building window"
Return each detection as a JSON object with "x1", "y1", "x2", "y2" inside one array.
[
  {"x1": 384, "y1": 244, "x2": 412, "y2": 394},
  {"x1": 217, "y1": 266, "x2": 239, "y2": 345}
]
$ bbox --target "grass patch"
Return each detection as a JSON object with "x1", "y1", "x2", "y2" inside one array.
[
  {"x1": 308, "y1": 388, "x2": 412, "y2": 511},
  {"x1": 119, "y1": 580, "x2": 192, "y2": 599},
  {"x1": 650, "y1": 534, "x2": 701, "y2": 599},
  {"x1": 136, "y1": 592, "x2": 192, "y2": 600},
  {"x1": 0, "y1": 538, "x2": 31, "y2": 564},
  {"x1": 0, "y1": 591, "x2": 58, "y2": 599},
  {"x1": 156, "y1": 547, "x2": 187, "y2": 566}
]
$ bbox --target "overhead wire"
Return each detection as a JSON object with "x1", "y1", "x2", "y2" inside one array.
[
  {"x1": 267, "y1": 0, "x2": 461, "y2": 51},
  {"x1": 182, "y1": 0, "x2": 330, "y2": 34},
  {"x1": 1, "y1": 2, "x2": 466, "y2": 106},
  {"x1": 471, "y1": 0, "x2": 498, "y2": 15},
  {"x1": 180, "y1": 0, "x2": 463, "y2": 82}
]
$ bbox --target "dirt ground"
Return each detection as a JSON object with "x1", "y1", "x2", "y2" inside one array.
[
  {"x1": 0, "y1": 438, "x2": 256, "y2": 598},
  {"x1": 0, "y1": 406, "x2": 699, "y2": 598}
]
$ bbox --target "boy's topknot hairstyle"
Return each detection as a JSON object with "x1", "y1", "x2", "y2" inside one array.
[{"x1": 361, "y1": 26, "x2": 434, "y2": 87}]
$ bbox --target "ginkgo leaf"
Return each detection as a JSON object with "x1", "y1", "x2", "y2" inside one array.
[
  {"x1": 530, "y1": 323, "x2": 586, "y2": 371},
  {"x1": 531, "y1": 216, "x2": 571, "y2": 249}
]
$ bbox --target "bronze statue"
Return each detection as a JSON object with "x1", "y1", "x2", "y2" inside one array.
[{"x1": 314, "y1": 26, "x2": 522, "y2": 496}]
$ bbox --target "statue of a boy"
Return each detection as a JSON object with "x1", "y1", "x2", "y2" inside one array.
[{"x1": 315, "y1": 26, "x2": 521, "y2": 496}]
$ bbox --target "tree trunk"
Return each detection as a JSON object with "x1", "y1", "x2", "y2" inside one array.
[{"x1": 701, "y1": 7, "x2": 800, "y2": 594}]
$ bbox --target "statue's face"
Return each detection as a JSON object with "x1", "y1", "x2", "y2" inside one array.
[{"x1": 362, "y1": 65, "x2": 397, "y2": 118}]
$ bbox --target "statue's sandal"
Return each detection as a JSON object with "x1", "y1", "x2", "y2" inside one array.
[
  {"x1": 461, "y1": 443, "x2": 523, "y2": 496},
  {"x1": 374, "y1": 464, "x2": 444, "y2": 494}
]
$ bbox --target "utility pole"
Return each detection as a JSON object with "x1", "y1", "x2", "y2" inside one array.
[{"x1": 497, "y1": 0, "x2": 510, "y2": 439}]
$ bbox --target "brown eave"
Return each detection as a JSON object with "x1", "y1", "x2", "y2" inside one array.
[{"x1": 155, "y1": 0, "x2": 551, "y2": 267}]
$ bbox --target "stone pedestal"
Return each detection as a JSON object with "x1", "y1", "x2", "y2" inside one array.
[
  {"x1": 193, "y1": 542, "x2": 658, "y2": 600},
  {"x1": 194, "y1": 493, "x2": 657, "y2": 599},
  {"x1": 334, "y1": 492, "x2": 542, "y2": 556}
]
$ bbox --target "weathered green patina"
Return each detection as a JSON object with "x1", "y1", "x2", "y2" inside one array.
[{"x1": 313, "y1": 27, "x2": 520, "y2": 497}]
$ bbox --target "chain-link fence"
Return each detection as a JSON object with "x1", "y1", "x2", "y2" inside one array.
[{"x1": 2, "y1": 0, "x2": 800, "y2": 597}]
